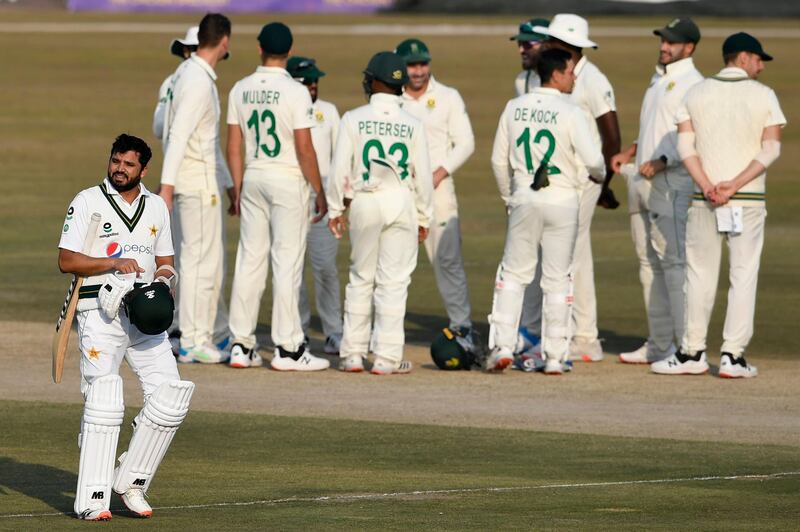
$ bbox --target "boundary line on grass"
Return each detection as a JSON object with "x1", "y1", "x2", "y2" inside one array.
[
  {"x1": 0, "y1": 22, "x2": 799, "y2": 38},
  {"x1": 2, "y1": 471, "x2": 798, "y2": 519}
]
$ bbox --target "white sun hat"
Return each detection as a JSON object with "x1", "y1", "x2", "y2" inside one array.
[
  {"x1": 533, "y1": 14, "x2": 597, "y2": 49},
  {"x1": 170, "y1": 26, "x2": 200, "y2": 57}
]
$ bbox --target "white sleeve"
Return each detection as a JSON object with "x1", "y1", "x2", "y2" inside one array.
[
  {"x1": 412, "y1": 126, "x2": 434, "y2": 228},
  {"x1": 675, "y1": 92, "x2": 691, "y2": 125},
  {"x1": 325, "y1": 117, "x2": 353, "y2": 219},
  {"x1": 293, "y1": 88, "x2": 315, "y2": 130},
  {"x1": 152, "y1": 76, "x2": 171, "y2": 140},
  {"x1": 226, "y1": 83, "x2": 239, "y2": 126},
  {"x1": 58, "y1": 193, "x2": 90, "y2": 252},
  {"x1": 442, "y1": 89, "x2": 475, "y2": 175},
  {"x1": 571, "y1": 108, "x2": 606, "y2": 181},
  {"x1": 765, "y1": 89, "x2": 787, "y2": 128},
  {"x1": 161, "y1": 77, "x2": 209, "y2": 187},
  {"x1": 215, "y1": 137, "x2": 233, "y2": 189},
  {"x1": 490, "y1": 106, "x2": 512, "y2": 204},
  {"x1": 153, "y1": 198, "x2": 175, "y2": 257},
  {"x1": 329, "y1": 104, "x2": 341, "y2": 163},
  {"x1": 587, "y1": 71, "x2": 616, "y2": 118}
]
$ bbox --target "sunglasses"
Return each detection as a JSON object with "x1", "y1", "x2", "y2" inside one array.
[{"x1": 519, "y1": 40, "x2": 542, "y2": 50}]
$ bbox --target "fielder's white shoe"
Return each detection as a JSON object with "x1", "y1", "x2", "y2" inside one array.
[
  {"x1": 120, "y1": 488, "x2": 152, "y2": 518},
  {"x1": 271, "y1": 345, "x2": 330, "y2": 372},
  {"x1": 229, "y1": 343, "x2": 263, "y2": 369},
  {"x1": 340, "y1": 354, "x2": 365, "y2": 373},
  {"x1": 485, "y1": 347, "x2": 514, "y2": 372},
  {"x1": 569, "y1": 338, "x2": 604, "y2": 362},
  {"x1": 324, "y1": 333, "x2": 343, "y2": 355},
  {"x1": 544, "y1": 358, "x2": 565, "y2": 375},
  {"x1": 620, "y1": 341, "x2": 676, "y2": 364},
  {"x1": 370, "y1": 356, "x2": 412, "y2": 375},
  {"x1": 651, "y1": 350, "x2": 709, "y2": 375},
  {"x1": 719, "y1": 352, "x2": 758, "y2": 379},
  {"x1": 78, "y1": 508, "x2": 112, "y2": 521},
  {"x1": 189, "y1": 343, "x2": 226, "y2": 364}
]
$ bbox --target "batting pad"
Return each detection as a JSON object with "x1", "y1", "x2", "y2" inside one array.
[
  {"x1": 113, "y1": 380, "x2": 195, "y2": 494},
  {"x1": 75, "y1": 374, "x2": 124, "y2": 517},
  {"x1": 488, "y1": 267, "x2": 524, "y2": 350}
]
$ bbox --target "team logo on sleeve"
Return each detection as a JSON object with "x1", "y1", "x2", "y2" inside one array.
[
  {"x1": 66, "y1": 206, "x2": 74, "y2": 220},
  {"x1": 106, "y1": 242, "x2": 123, "y2": 258},
  {"x1": 149, "y1": 225, "x2": 158, "y2": 237}
]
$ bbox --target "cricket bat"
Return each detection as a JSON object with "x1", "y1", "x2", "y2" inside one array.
[{"x1": 52, "y1": 212, "x2": 101, "y2": 383}]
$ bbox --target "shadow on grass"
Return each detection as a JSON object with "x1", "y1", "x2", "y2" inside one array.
[{"x1": 0, "y1": 457, "x2": 76, "y2": 514}]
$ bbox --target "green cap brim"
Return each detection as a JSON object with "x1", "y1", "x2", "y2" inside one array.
[
  {"x1": 510, "y1": 33, "x2": 547, "y2": 42},
  {"x1": 401, "y1": 52, "x2": 431, "y2": 64}
]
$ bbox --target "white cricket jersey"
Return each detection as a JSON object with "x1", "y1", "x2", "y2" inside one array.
[
  {"x1": 570, "y1": 56, "x2": 616, "y2": 179},
  {"x1": 59, "y1": 179, "x2": 174, "y2": 311},
  {"x1": 491, "y1": 87, "x2": 605, "y2": 205},
  {"x1": 310, "y1": 98, "x2": 340, "y2": 185},
  {"x1": 514, "y1": 69, "x2": 541, "y2": 96},
  {"x1": 227, "y1": 66, "x2": 315, "y2": 178},
  {"x1": 635, "y1": 57, "x2": 703, "y2": 172},
  {"x1": 153, "y1": 74, "x2": 172, "y2": 142},
  {"x1": 326, "y1": 92, "x2": 433, "y2": 227},
  {"x1": 677, "y1": 66, "x2": 786, "y2": 206},
  {"x1": 401, "y1": 75, "x2": 474, "y2": 176},
  {"x1": 161, "y1": 54, "x2": 233, "y2": 193}
]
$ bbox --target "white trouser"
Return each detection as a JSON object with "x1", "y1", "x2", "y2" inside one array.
[
  {"x1": 299, "y1": 211, "x2": 343, "y2": 338},
  {"x1": 229, "y1": 171, "x2": 310, "y2": 351},
  {"x1": 681, "y1": 203, "x2": 766, "y2": 356},
  {"x1": 490, "y1": 187, "x2": 579, "y2": 360},
  {"x1": 340, "y1": 187, "x2": 418, "y2": 363},
  {"x1": 170, "y1": 206, "x2": 229, "y2": 343},
  {"x1": 519, "y1": 256, "x2": 543, "y2": 334},
  {"x1": 423, "y1": 178, "x2": 472, "y2": 330},
  {"x1": 76, "y1": 309, "x2": 180, "y2": 397},
  {"x1": 571, "y1": 182, "x2": 601, "y2": 342},
  {"x1": 173, "y1": 189, "x2": 228, "y2": 348},
  {"x1": 628, "y1": 173, "x2": 691, "y2": 352}
]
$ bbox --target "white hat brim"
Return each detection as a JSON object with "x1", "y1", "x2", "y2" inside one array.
[{"x1": 533, "y1": 25, "x2": 597, "y2": 49}]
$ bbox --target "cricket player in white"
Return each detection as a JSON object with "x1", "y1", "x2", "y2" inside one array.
[
  {"x1": 287, "y1": 56, "x2": 344, "y2": 355},
  {"x1": 488, "y1": 48, "x2": 606, "y2": 374},
  {"x1": 59, "y1": 135, "x2": 193, "y2": 521},
  {"x1": 396, "y1": 38, "x2": 477, "y2": 347},
  {"x1": 327, "y1": 51, "x2": 434, "y2": 375},
  {"x1": 611, "y1": 18, "x2": 703, "y2": 364},
  {"x1": 153, "y1": 26, "x2": 199, "y2": 143},
  {"x1": 534, "y1": 14, "x2": 621, "y2": 362},
  {"x1": 226, "y1": 22, "x2": 330, "y2": 371},
  {"x1": 511, "y1": 18, "x2": 549, "y2": 96},
  {"x1": 159, "y1": 14, "x2": 234, "y2": 364},
  {"x1": 653, "y1": 33, "x2": 786, "y2": 378}
]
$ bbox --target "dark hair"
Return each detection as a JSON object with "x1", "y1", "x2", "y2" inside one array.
[
  {"x1": 198, "y1": 13, "x2": 231, "y2": 48},
  {"x1": 537, "y1": 48, "x2": 573, "y2": 84},
  {"x1": 723, "y1": 51, "x2": 742, "y2": 65},
  {"x1": 111, "y1": 134, "x2": 152, "y2": 167}
]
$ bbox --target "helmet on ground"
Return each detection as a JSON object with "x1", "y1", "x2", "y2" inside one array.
[
  {"x1": 124, "y1": 282, "x2": 174, "y2": 335},
  {"x1": 430, "y1": 327, "x2": 476, "y2": 370}
]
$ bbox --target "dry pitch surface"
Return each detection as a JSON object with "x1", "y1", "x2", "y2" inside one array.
[{"x1": 3, "y1": 321, "x2": 798, "y2": 448}]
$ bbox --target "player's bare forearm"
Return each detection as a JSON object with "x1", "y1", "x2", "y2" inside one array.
[
  {"x1": 294, "y1": 128, "x2": 323, "y2": 195},
  {"x1": 158, "y1": 184, "x2": 175, "y2": 212},
  {"x1": 611, "y1": 143, "x2": 636, "y2": 173},
  {"x1": 226, "y1": 125, "x2": 245, "y2": 193},
  {"x1": 155, "y1": 255, "x2": 175, "y2": 277},
  {"x1": 432, "y1": 167, "x2": 449, "y2": 189},
  {"x1": 58, "y1": 249, "x2": 143, "y2": 277},
  {"x1": 597, "y1": 111, "x2": 621, "y2": 185}
]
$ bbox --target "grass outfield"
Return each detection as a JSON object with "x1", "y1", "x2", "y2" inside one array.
[
  {"x1": 0, "y1": 12, "x2": 798, "y2": 358},
  {"x1": 1, "y1": 400, "x2": 798, "y2": 529}
]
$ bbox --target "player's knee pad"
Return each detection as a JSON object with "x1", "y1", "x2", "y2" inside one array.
[
  {"x1": 75, "y1": 374, "x2": 124, "y2": 517},
  {"x1": 112, "y1": 380, "x2": 195, "y2": 495},
  {"x1": 488, "y1": 266, "x2": 525, "y2": 349}
]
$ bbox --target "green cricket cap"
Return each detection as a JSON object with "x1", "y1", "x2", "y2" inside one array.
[
  {"x1": 364, "y1": 51, "x2": 409, "y2": 87},
  {"x1": 287, "y1": 56, "x2": 326, "y2": 81},
  {"x1": 258, "y1": 22, "x2": 293, "y2": 55},
  {"x1": 510, "y1": 18, "x2": 549, "y2": 42},
  {"x1": 722, "y1": 32, "x2": 773, "y2": 61},
  {"x1": 395, "y1": 38, "x2": 432, "y2": 64},
  {"x1": 654, "y1": 18, "x2": 701, "y2": 44},
  {"x1": 124, "y1": 282, "x2": 174, "y2": 336}
]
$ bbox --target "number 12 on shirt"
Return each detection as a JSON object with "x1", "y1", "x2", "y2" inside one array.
[{"x1": 515, "y1": 128, "x2": 561, "y2": 190}]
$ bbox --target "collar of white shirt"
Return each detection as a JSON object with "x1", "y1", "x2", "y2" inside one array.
[
  {"x1": 655, "y1": 56, "x2": 696, "y2": 77},
  {"x1": 401, "y1": 75, "x2": 438, "y2": 101},
  {"x1": 103, "y1": 178, "x2": 151, "y2": 205},
  {"x1": 574, "y1": 55, "x2": 588, "y2": 77},
  {"x1": 190, "y1": 53, "x2": 217, "y2": 81},
  {"x1": 370, "y1": 92, "x2": 401, "y2": 113},
  {"x1": 532, "y1": 86, "x2": 564, "y2": 97},
  {"x1": 715, "y1": 66, "x2": 749, "y2": 80},
  {"x1": 256, "y1": 66, "x2": 292, "y2": 77}
]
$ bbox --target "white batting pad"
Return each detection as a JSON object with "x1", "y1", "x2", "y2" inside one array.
[
  {"x1": 113, "y1": 380, "x2": 195, "y2": 494},
  {"x1": 74, "y1": 374, "x2": 124, "y2": 518},
  {"x1": 488, "y1": 266, "x2": 524, "y2": 350}
]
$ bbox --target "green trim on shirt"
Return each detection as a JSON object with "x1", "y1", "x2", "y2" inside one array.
[{"x1": 99, "y1": 183, "x2": 147, "y2": 232}]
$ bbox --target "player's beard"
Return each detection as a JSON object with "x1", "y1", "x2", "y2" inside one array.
[{"x1": 108, "y1": 171, "x2": 142, "y2": 192}]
